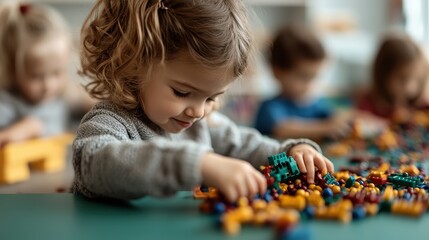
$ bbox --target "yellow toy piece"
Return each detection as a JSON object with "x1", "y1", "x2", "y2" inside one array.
[
  {"x1": 391, "y1": 200, "x2": 426, "y2": 217},
  {"x1": 325, "y1": 142, "x2": 351, "y2": 157},
  {"x1": 376, "y1": 129, "x2": 398, "y2": 150},
  {"x1": 0, "y1": 133, "x2": 74, "y2": 184},
  {"x1": 315, "y1": 199, "x2": 353, "y2": 223}
]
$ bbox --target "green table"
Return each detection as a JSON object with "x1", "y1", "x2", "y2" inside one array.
[{"x1": 0, "y1": 192, "x2": 428, "y2": 240}]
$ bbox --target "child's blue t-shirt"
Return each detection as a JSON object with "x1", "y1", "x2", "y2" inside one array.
[{"x1": 255, "y1": 95, "x2": 333, "y2": 136}]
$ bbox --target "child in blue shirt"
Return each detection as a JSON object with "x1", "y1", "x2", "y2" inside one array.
[{"x1": 255, "y1": 24, "x2": 350, "y2": 141}]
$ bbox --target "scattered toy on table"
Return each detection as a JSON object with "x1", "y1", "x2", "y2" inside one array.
[
  {"x1": 0, "y1": 133, "x2": 74, "y2": 184},
  {"x1": 194, "y1": 150, "x2": 429, "y2": 239}
]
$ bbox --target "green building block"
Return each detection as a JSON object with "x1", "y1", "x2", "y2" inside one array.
[
  {"x1": 345, "y1": 175, "x2": 356, "y2": 188},
  {"x1": 323, "y1": 173, "x2": 337, "y2": 185},
  {"x1": 387, "y1": 172, "x2": 424, "y2": 188},
  {"x1": 268, "y1": 152, "x2": 301, "y2": 182}
]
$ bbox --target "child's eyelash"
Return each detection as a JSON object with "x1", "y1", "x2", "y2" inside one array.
[{"x1": 172, "y1": 88, "x2": 189, "y2": 98}]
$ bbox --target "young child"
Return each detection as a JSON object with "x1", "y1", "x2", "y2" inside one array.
[
  {"x1": 356, "y1": 32, "x2": 429, "y2": 123},
  {"x1": 73, "y1": 0, "x2": 334, "y2": 202},
  {"x1": 255, "y1": 24, "x2": 351, "y2": 141},
  {"x1": 0, "y1": 1, "x2": 94, "y2": 148}
]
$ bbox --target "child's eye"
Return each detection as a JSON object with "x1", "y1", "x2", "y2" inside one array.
[
  {"x1": 172, "y1": 88, "x2": 189, "y2": 98},
  {"x1": 207, "y1": 97, "x2": 216, "y2": 102}
]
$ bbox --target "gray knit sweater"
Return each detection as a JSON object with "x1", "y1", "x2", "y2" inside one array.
[{"x1": 72, "y1": 101, "x2": 321, "y2": 200}]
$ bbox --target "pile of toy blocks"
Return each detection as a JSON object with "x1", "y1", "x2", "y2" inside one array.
[{"x1": 194, "y1": 151, "x2": 429, "y2": 239}]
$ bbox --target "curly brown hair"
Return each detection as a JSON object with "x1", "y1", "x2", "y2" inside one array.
[{"x1": 80, "y1": 0, "x2": 254, "y2": 110}]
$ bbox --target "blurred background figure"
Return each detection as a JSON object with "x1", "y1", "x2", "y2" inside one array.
[
  {"x1": 0, "y1": 1, "x2": 94, "y2": 148},
  {"x1": 355, "y1": 31, "x2": 429, "y2": 124},
  {"x1": 254, "y1": 24, "x2": 351, "y2": 141}
]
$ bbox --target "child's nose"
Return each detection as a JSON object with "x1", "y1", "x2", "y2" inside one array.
[{"x1": 185, "y1": 103, "x2": 205, "y2": 119}]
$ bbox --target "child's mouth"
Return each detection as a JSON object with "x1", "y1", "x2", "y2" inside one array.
[{"x1": 173, "y1": 118, "x2": 192, "y2": 128}]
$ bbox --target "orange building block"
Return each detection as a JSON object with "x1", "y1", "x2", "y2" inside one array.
[{"x1": 0, "y1": 133, "x2": 74, "y2": 184}]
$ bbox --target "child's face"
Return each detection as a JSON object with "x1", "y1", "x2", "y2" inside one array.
[
  {"x1": 387, "y1": 58, "x2": 427, "y2": 105},
  {"x1": 16, "y1": 38, "x2": 70, "y2": 104},
  {"x1": 275, "y1": 59, "x2": 323, "y2": 101},
  {"x1": 139, "y1": 53, "x2": 235, "y2": 133}
]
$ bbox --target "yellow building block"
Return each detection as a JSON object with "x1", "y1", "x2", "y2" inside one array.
[{"x1": 0, "y1": 133, "x2": 74, "y2": 184}]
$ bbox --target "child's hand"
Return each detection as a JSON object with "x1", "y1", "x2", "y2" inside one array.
[
  {"x1": 288, "y1": 144, "x2": 334, "y2": 184},
  {"x1": 200, "y1": 152, "x2": 266, "y2": 202},
  {"x1": 324, "y1": 116, "x2": 352, "y2": 139},
  {"x1": 0, "y1": 132, "x2": 10, "y2": 148}
]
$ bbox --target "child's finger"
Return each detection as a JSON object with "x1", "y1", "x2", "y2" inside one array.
[
  {"x1": 223, "y1": 187, "x2": 237, "y2": 203},
  {"x1": 325, "y1": 157, "x2": 334, "y2": 173},
  {"x1": 292, "y1": 153, "x2": 307, "y2": 173},
  {"x1": 313, "y1": 155, "x2": 328, "y2": 175},
  {"x1": 235, "y1": 178, "x2": 247, "y2": 198},
  {"x1": 254, "y1": 171, "x2": 267, "y2": 195},
  {"x1": 303, "y1": 155, "x2": 315, "y2": 183},
  {"x1": 245, "y1": 173, "x2": 258, "y2": 197}
]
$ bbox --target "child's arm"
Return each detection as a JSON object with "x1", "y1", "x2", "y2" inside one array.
[
  {"x1": 208, "y1": 112, "x2": 329, "y2": 173},
  {"x1": 0, "y1": 116, "x2": 44, "y2": 147},
  {"x1": 0, "y1": 90, "x2": 44, "y2": 147},
  {"x1": 206, "y1": 112, "x2": 333, "y2": 198},
  {"x1": 272, "y1": 117, "x2": 350, "y2": 140},
  {"x1": 73, "y1": 112, "x2": 214, "y2": 200}
]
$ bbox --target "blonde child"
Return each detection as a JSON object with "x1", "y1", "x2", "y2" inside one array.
[
  {"x1": 73, "y1": 0, "x2": 334, "y2": 202},
  {"x1": 0, "y1": 1, "x2": 72, "y2": 147},
  {"x1": 0, "y1": 1, "x2": 92, "y2": 147},
  {"x1": 255, "y1": 24, "x2": 351, "y2": 141},
  {"x1": 356, "y1": 32, "x2": 429, "y2": 122}
]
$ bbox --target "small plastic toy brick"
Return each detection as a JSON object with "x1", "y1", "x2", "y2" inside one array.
[
  {"x1": 381, "y1": 185, "x2": 395, "y2": 202},
  {"x1": 391, "y1": 200, "x2": 426, "y2": 217},
  {"x1": 322, "y1": 188, "x2": 334, "y2": 199},
  {"x1": 376, "y1": 129, "x2": 398, "y2": 150},
  {"x1": 330, "y1": 185, "x2": 342, "y2": 194},
  {"x1": 364, "y1": 203, "x2": 379, "y2": 216},
  {"x1": 268, "y1": 152, "x2": 301, "y2": 182},
  {"x1": 322, "y1": 173, "x2": 337, "y2": 185},
  {"x1": 345, "y1": 175, "x2": 356, "y2": 188},
  {"x1": 400, "y1": 165, "x2": 420, "y2": 176},
  {"x1": 352, "y1": 205, "x2": 366, "y2": 220},
  {"x1": 222, "y1": 199, "x2": 254, "y2": 235},
  {"x1": 275, "y1": 209, "x2": 300, "y2": 232},
  {"x1": 334, "y1": 171, "x2": 350, "y2": 181},
  {"x1": 0, "y1": 133, "x2": 74, "y2": 184},
  {"x1": 325, "y1": 142, "x2": 352, "y2": 157},
  {"x1": 307, "y1": 192, "x2": 325, "y2": 207},
  {"x1": 375, "y1": 162, "x2": 390, "y2": 173},
  {"x1": 367, "y1": 171, "x2": 388, "y2": 186},
  {"x1": 315, "y1": 200, "x2": 353, "y2": 223},
  {"x1": 278, "y1": 195, "x2": 306, "y2": 211},
  {"x1": 388, "y1": 172, "x2": 424, "y2": 188},
  {"x1": 193, "y1": 186, "x2": 218, "y2": 199}
]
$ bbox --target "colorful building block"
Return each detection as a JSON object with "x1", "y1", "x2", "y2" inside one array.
[
  {"x1": 268, "y1": 152, "x2": 301, "y2": 182},
  {"x1": 0, "y1": 133, "x2": 74, "y2": 184}
]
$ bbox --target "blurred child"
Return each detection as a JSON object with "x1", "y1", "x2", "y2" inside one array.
[
  {"x1": 356, "y1": 32, "x2": 429, "y2": 123},
  {"x1": 72, "y1": 0, "x2": 334, "y2": 202},
  {"x1": 255, "y1": 24, "x2": 351, "y2": 141},
  {"x1": 0, "y1": 1, "x2": 93, "y2": 147}
]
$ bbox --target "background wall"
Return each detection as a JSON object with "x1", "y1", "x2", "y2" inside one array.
[{"x1": 33, "y1": 0, "x2": 406, "y2": 126}]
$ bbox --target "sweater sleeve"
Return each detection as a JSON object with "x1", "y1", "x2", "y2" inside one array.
[
  {"x1": 73, "y1": 113, "x2": 211, "y2": 200},
  {"x1": 208, "y1": 112, "x2": 322, "y2": 168}
]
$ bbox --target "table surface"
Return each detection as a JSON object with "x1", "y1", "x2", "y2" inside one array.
[{"x1": 0, "y1": 192, "x2": 428, "y2": 240}]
